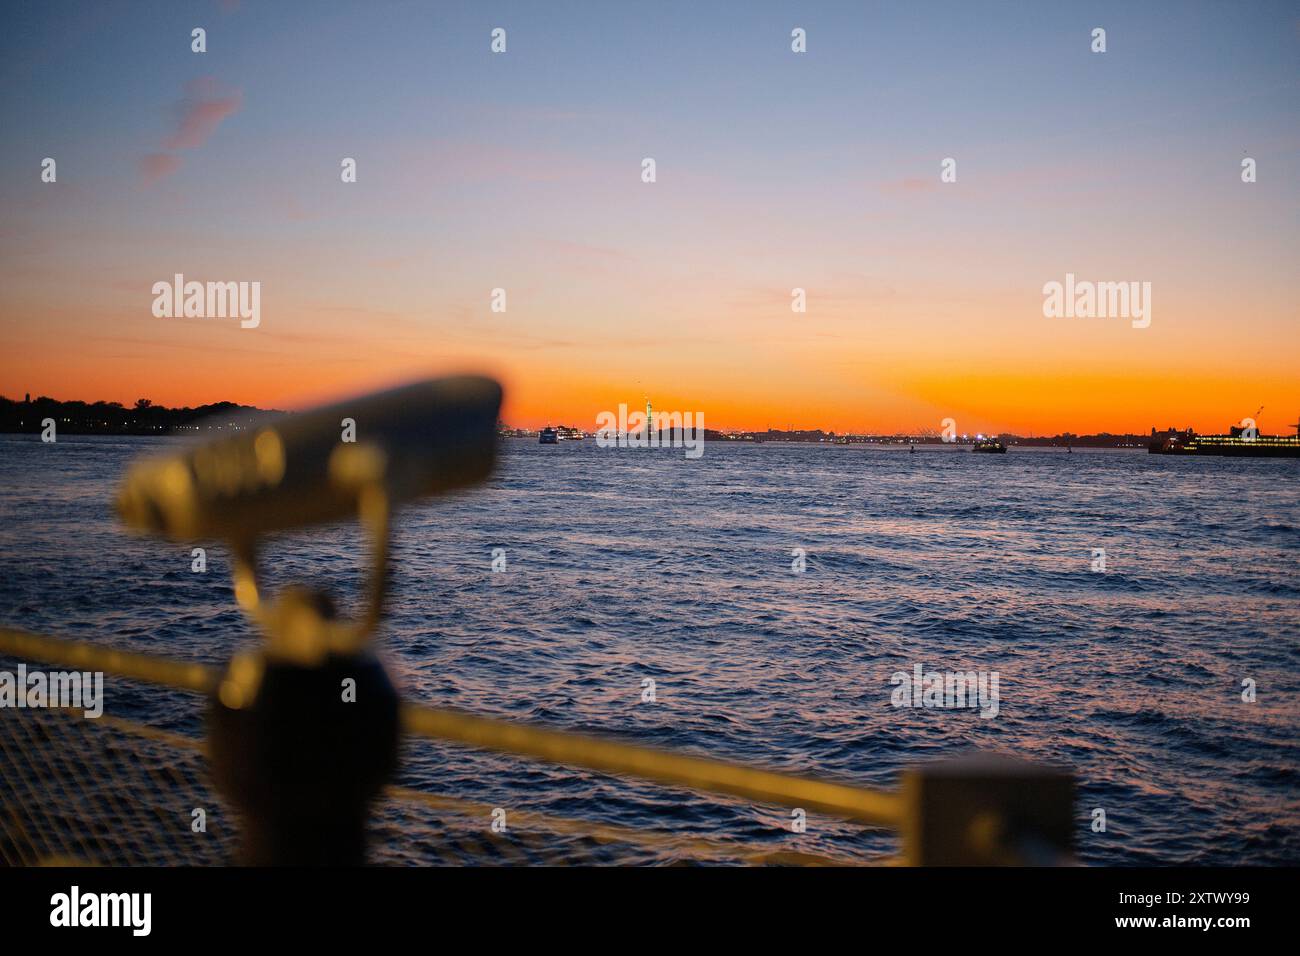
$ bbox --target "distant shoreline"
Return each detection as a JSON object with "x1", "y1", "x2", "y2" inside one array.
[
  {"x1": 0, "y1": 394, "x2": 1161, "y2": 447},
  {"x1": 0, "y1": 395, "x2": 281, "y2": 437}
]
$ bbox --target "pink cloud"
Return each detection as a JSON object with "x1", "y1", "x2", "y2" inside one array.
[
  {"x1": 881, "y1": 177, "x2": 938, "y2": 196},
  {"x1": 140, "y1": 78, "x2": 243, "y2": 185},
  {"x1": 162, "y1": 77, "x2": 243, "y2": 150},
  {"x1": 139, "y1": 153, "x2": 183, "y2": 183}
]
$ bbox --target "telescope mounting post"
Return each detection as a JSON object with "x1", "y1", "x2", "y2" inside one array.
[{"x1": 207, "y1": 451, "x2": 400, "y2": 864}]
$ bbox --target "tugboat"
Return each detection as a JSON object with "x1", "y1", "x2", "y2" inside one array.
[
  {"x1": 538, "y1": 426, "x2": 559, "y2": 445},
  {"x1": 972, "y1": 437, "x2": 1007, "y2": 454}
]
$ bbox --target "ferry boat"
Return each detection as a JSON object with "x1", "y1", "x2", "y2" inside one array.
[
  {"x1": 972, "y1": 437, "x2": 1006, "y2": 454},
  {"x1": 538, "y1": 427, "x2": 559, "y2": 444},
  {"x1": 1148, "y1": 419, "x2": 1300, "y2": 458}
]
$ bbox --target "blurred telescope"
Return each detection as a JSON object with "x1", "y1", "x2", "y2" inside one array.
[{"x1": 116, "y1": 375, "x2": 502, "y2": 542}]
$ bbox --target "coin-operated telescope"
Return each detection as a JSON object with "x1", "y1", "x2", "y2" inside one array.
[{"x1": 116, "y1": 375, "x2": 503, "y2": 863}]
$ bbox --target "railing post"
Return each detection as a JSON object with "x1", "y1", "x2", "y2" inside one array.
[
  {"x1": 901, "y1": 753, "x2": 1075, "y2": 865},
  {"x1": 206, "y1": 592, "x2": 400, "y2": 865}
]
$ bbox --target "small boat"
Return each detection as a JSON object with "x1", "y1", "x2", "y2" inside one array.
[
  {"x1": 538, "y1": 427, "x2": 559, "y2": 445},
  {"x1": 972, "y1": 437, "x2": 1006, "y2": 454}
]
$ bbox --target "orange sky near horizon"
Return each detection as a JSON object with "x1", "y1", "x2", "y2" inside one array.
[{"x1": 2, "y1": 285, "x2": 1295, "y2": 436}]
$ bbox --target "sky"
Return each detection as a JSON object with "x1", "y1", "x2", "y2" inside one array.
[{"x1": 1, "y1": 0, "x2": 1297, "y2": 435}]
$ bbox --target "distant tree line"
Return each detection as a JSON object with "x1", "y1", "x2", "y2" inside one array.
[{"x1": 0, "y1": 394, "x2": 279, "y2": 435}]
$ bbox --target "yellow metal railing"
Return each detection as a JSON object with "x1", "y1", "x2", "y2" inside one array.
[
  {"x1": 402, "y1": 705, "x2": 903, "y2": 827},
  {"x1": 0, "y1": 626, "x2": 1075, "y2": 865},
  {"x1": 0, "y1": 627, "x2": 902, "y2": 843},
  {"x1": 0, "y1": 628, "x2": 217, "y2": 694},
  {"x1": 52, "y1": 712, "x2": 862, "y2": 865}
]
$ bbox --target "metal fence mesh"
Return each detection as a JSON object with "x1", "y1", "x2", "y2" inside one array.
[
  {"x1": 0, "y1": 706, "x2": 229, "y2": 866},
  {"x1": 0, "y1": 658, "x2": 848, "y2": 866}
]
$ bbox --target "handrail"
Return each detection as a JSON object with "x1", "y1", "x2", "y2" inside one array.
[
  {"x1": 22, "y1": 708, "x2": 864, "y2": 865},
  {"x1": 0, "y1": 627, "x2": 218, "y2": 693},
  {"x1": 0, "y1": 626, "x2": 903, "y2": 828},
  {"x1": 402, "y1": 705, "x2": 904, "y2": 827}
]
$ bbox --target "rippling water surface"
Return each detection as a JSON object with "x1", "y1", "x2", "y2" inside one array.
[{"x1": 2, "y1": 435, "x2": 1297, "y2": 864}]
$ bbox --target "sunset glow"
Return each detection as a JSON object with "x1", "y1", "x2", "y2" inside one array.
[{"x1": 1, "y1": 2, "x2": 1296, "y2": 435}]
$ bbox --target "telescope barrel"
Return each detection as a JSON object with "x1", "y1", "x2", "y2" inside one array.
[{"x1": 115, "y1": 375, "x2": 502, "y2": 541}]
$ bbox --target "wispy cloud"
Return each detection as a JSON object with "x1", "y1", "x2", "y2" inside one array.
[
  {"x1": 141, "y1": 77, "x2": 242, "y2": 183},
  {"x1": 163, "y1": 77, "x2": 243, "y2": 150},
  {"x1": 139, "y1": 153, "x2": 183, "y2": 184}
]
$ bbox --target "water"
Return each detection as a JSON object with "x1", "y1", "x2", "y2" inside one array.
[{"x1": 1, "y1": 435, "x2": 1297, "y2": 864}]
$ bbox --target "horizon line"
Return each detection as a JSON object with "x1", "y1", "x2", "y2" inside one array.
[{"x1": 5, "y1": 392, "x2": 1294, "y2": 439}]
